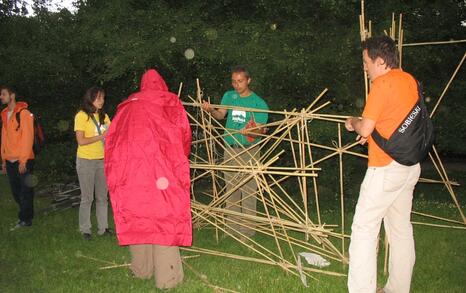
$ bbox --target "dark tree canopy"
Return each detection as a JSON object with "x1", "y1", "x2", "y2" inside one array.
[{"x1": 0, "y1": 0, "x2": 465, "y2": 179}]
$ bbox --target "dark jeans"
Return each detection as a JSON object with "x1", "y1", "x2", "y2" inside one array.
[{"x1": 6, "y1": 160, "x2": 35, "y2": 223}]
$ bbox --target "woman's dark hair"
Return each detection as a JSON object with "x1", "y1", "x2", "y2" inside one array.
[
  {"x1": 80, "y1": 86, "x2": 106, "y2": 124},
  {"x1": 362, "y1": 35, "x2": 399, "y2": 69}
]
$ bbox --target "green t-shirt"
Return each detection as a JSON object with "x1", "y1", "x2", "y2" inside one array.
[{"x1": 221, "y1": 90, "x2": 269, "y2": 146}]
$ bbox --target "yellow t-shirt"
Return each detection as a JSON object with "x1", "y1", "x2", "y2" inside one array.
[{"x1": 74, "y1": 111, "x2": 111, "y2": 159}]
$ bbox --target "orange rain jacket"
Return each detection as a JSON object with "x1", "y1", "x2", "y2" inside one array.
[{"x1": 1, "y1": 102, "x2": 35, "y2": 166}]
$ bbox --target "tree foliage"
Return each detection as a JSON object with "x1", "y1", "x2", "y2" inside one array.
[{"x1": 0, "y1": 0, "x2": 465, "y2": 179}]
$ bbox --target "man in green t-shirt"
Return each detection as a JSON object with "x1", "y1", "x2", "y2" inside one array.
[{"x1": 202, "y1": 65, "x2": 269, "y2": 238}]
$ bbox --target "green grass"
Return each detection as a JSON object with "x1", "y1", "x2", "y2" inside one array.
[{"x1": 0, "y1": 173, "x2": 465, "y2": 293}]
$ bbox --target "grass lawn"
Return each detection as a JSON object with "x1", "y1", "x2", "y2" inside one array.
[{"x1": 0, "y1": 171, "x2": 465, "y2": 293}]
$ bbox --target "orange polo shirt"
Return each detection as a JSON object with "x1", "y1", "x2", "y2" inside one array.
[{"x1": 362, "y1": 69, "x2": 419, "y2": 167}]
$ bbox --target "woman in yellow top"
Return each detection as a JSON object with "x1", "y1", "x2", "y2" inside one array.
[{"x1": 74, "y1": 87, "x2": 112, "y2": 240}]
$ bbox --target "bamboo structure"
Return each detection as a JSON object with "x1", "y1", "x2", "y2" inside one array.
[
  {"x1": 179, "y1": 2, "x2": 465, "y2": 286},
  {"x1": 185, "y1": 81, "x2": 358, "y2": 283}
]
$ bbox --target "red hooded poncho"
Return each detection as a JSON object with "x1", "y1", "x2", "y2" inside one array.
[{"x1": 105, "y1": 69, "x2": 192, "y2": 246}]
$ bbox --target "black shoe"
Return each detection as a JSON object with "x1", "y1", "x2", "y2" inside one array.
[
  {"x1": 100, "y1": 228, "x2": 114, "y2": 236},
  {"x1": 82, "y1": 233, "x2": 92, "y2": 241}
]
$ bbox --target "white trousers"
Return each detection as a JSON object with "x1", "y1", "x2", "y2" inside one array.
[{"x1": 348, "y1": 161, "x2": 421, "y2": 293}]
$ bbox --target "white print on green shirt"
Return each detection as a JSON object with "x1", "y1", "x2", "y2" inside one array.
[{"x1": 231, "y1": 110, "x2": 246, "y2": 124}]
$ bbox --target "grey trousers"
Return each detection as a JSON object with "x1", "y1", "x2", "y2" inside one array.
[
  {"x1": 130, "y1": 244, "x2": 184, "y2": 289},
  {"x1": 223, "y1": 145, "x2": 260, "y2": 237},
  {"x1": 76, "y1": 157, "x2": 108, "y2": 235}
]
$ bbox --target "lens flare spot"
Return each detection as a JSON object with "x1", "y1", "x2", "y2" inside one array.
[
  {"x1": 184, "y1": 48, "x2": 195, "y2": 60},
  {"x1": 156, "y1": 177, "x2": 169, "y2": 190}
]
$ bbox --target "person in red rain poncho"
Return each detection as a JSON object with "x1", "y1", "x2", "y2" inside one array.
[{"x1": 104, "y1": 69, "x2": 192, "y2": 289}]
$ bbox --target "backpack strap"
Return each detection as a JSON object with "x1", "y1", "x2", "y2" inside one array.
[
  {"x1": 15, "y1": 108, "x2": 27, "y2": 131},
  {"x1": 371, "y1": 80, "x2": 423, "y2": 142},
  {"x1": 90, "y1": 114, "x2": 102, "y2": 135}
]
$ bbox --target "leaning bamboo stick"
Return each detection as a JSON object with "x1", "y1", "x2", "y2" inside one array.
[
  {"x1": 403, "y1": 39, "x2": 466, "y2": 47},
  {"x1": 190, "y1": 164, "x2": 318, "y2": 177},
  {"x1": 177, "y1": 82, "x2": 183, "y2": 97},
  {"x1": 304, "y1": 117, "x2": 322, "y2": 225},
  {"x1": 411, "y1": 211, "x2": 465, "y2": 225},
  {"x1": 391, "y1": 13, "x2": 395, "y2": 40},
  {"x1": 184, "y1": 100, "x2": 345, "y2": 121},
  {"x1": 76, "y1": 253, "x2": 116, "y2": 265},
  {"x1": 337, "y1": 124, "x2": 345, "y2": 257},
  {"x1": 305, "y1": 88, "x2": 329, "y2": 112},
  {"x1": 100, "y1": 263, "x2": 130, "y2": 270},
  {"x1": 258, "y1": 173, "x2": 298, "y2": 264},
  {"x1": 430, "y1": 52, "x2": 466, "y2": 117},
  {"x1": 431, "y1": 145, "x2": 466, "y2": 223},
  {"x1": 418, "y1": 178, "x2": 459, "y2": 186},
  {"x1": 98, "y1": 255, "x2": 206, "y2": 270},
  {"x1": 398, "y1": 14, "x2": 403, "y2": 68},
  {"x1": 383, "y1": 233, "x2": 389, "y2": 275},
  {"x1": 360, "y1": 0, "x2": 366, "y2": 41},
  {"x1": 313, "y1": 141, "x2": 362, "y2": 165},
  {"x1": 411, "y1": 222, "x2": 466, "y2": 230},
  {"x1": 255, "y1": 174, "x2": 286, "y2": 263},
  {"x1": 299, "y1": 111, "x2": 310, "y2": 240}
]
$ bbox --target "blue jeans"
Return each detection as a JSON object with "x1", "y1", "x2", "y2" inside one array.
[{"x1": 6, "y1": 160, "x2": 35, "y2": 223}]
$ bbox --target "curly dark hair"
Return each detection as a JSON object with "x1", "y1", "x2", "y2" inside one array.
[
  {"x1": 79, "y1": 86, "x2": 106, "y2": 125},
  {"x1": 362, "y1": 35, "x2": 399, "y2": 69}
]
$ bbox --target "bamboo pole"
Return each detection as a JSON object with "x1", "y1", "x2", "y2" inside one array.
[
  {"x1": 403, "y1": 39, "x2": 466, "y2": 47},
  {"x1": 411, "y1": 222, "x2": 466, "y2": 230},
  {"x1": 430, "y1": 52, "x2": 466, "y2": 117},
  {"x1": 398, "y1": 14, "x2": 403, "y2": 68},
  {"x1": 337, "y1": 124, "x2": 345, "y2": 257},
  {"x1": 183, "y1": 100, "x2": 347, "y2": 121},
  {"x1": 304, "y1": 115, "x2": 322, "y2": 226},
  {"x1": 383, "y1": 233, "x2": 389, "y2": 275},
  {"x1": 177, "y1": 82, "x2": 183, "y2": 97},
  {"x1": 411, "y1": 211, "x2": 465, "y2": 225},
  {"x1": 431, "y1": 145, "x2": 466, "y2": 223},
  {"x1": 299, "y1": 110, "x2": 310, "y2": 240},
  {"x1": 418, "y1": 178, "x2": 459, "y2": 186}
]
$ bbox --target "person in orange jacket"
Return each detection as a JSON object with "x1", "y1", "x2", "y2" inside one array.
[{"x1": 0, "y1": 86, "x2": 35, "y2": 230}]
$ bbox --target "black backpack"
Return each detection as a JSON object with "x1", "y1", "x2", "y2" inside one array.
[
  {"x1": 371, "y1": 81, "x2": 435, "y2": 166},
  {"x1": 15, "y1": 108, "x2": 45, "y2": 155}
]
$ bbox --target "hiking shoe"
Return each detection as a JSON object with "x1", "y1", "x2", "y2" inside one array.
[
  {"x1": 82, "y1": 233, "x2": 92, "y2": 241},
  {"x1": 376, "y1": 288, "x2": 385, "y2": 293},
  {"x1": 99, "y1": 228, "x2": 114, "y2": 236},
  {"x1": 10, "y1": 221, "x2": 32, "y2": 231}
]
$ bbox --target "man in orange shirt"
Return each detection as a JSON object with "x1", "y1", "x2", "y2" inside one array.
[
  {"x1": 1, "y1": 86, "x2": 35, "y2": 230},
  {"x1": 345, "y1": 36, "x2": 421, "y2": 293}
]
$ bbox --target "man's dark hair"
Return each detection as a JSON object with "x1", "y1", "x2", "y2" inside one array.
[
  {"x1": 0, "y1": 85, "x2": 17, "y2": 96},
  {"x1": 362, "y1": 35, "x2": 399, "y2": 69},
  {"x1": 231, "y1": 65, "x2": 250, "y2": 79}
]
